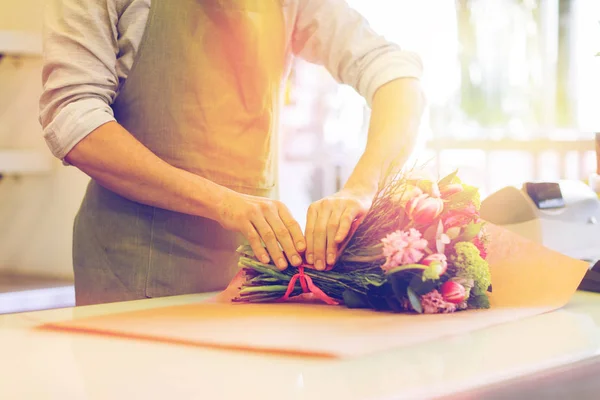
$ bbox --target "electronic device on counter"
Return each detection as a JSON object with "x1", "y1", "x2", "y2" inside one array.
[
  {"x1": 578, "y1": 260, "x2": 600, "y2": 293},
  {"x1": 480, "y1": 180, "x2": 600, "y2": 292}
]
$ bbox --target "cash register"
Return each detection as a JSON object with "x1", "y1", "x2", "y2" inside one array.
[{"x1": 480, "y1": 180, "x2": 600, "y2": 292}]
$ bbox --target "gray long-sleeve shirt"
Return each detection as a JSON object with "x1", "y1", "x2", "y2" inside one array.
[{"x1": 39, "y1": 0, "x2": 423, "y2": 159}]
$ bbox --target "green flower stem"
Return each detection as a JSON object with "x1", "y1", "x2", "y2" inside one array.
[
  {"x1": 239, "y1": 285, "x2": 290, "y2": 295},
  {"x1": 247, "y1": 276, "x2": 281, "y2": 286},
  {"x1": 303, "y1": 270, "x2": 368, "y2": 295},
  {"x1": 235, "y1": 292, "x2": 291, "y2": 303},
  {"x1": 241, "y1": 295, "x2": 287, "y2": 303},
  {"x1": 238, "y1": 258, "x2": 290, "y2": 280},
  {"x1": 387, "y1": 264, "x2": 427, "y2": 274},
  {"x1": 237, "y1": 255, "x2": 385, "y2": 303}
]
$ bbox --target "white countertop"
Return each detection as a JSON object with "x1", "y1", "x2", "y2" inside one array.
[{"x1": 2, "y1": 291, "x2": 600, "y2": 400}]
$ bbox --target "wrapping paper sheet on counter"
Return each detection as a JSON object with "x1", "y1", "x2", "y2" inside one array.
[{"x1": 41, "y1": 224, "x2": 589, "y2": 358}]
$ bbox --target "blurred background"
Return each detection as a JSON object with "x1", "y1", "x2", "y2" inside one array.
[{"x1": 1, "y1": 0, "x2": 599, "y2": 313}]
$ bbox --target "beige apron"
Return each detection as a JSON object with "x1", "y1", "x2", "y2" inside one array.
[{"x1": 72, "y1": 0, "x2": 286, "y2": 306}]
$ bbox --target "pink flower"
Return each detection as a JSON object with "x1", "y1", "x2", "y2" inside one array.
[
  {"x1": 381, "y1": 229, "x2": 428, "y2": 272},
  {"x1": 441, "y1": 202, "x2": 479, "y2": 229},
  {"x1": 420, "y1": 290, "x2": 457, "y2": 314},
  {"x1": 472, "y1": 236, "x2": 487, "y2": 259},
  {"x1": 440, "y1": 281, "x2": 466, "y2": 304},
  {"x1": 422, "y1": 253, "x2": 448, "y2": 276},
  {"x1": 440, "y1": 184, "x2": 463, "y2": 199},
  {"x1": 406, "y1": 194, "x2": 444, "y2": 225}
]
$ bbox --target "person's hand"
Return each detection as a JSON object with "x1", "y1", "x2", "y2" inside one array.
[
  {"x1": 304, "y1": 189, "x2": 372, "y2": 271},
  {"x1": 216, "y1": 191, "x2": 305, "y2": 270}
]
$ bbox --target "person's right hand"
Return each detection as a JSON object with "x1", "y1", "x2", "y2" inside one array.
[{"x1": 216, "y1": 191, "x2": 306, "y2": 270}]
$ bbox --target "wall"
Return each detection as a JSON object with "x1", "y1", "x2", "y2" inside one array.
[
  {"x1": 0, "y1": 0, "x2": 45, "y2": 33},
  {"x1": 1, "y1": 0, "x2": 88, "y2": 279}
]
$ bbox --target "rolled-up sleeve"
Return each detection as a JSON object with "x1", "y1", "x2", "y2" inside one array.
[
  {"x1": 291, "y1": 0, "x2": 423, "y2": 106},
  {"x1": 39, "y1": 0, "x2": 120, "y2": 160}
]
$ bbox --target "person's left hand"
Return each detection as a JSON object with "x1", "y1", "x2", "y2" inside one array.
[{"x1": 304, "y1": 189, "x2": 373, "y2": 271}]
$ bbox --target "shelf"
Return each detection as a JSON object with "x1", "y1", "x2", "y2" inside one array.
[
  {"x1": 0, "y1": 149, "x2": 54, "y2": 175},
  {"x1": 0, "y1": 31, "x2": 42, "y2": 56}
]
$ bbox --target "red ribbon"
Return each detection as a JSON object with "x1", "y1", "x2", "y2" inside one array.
[{"x1": 280, "y1": 265, "x2": 339, "y2": 305}]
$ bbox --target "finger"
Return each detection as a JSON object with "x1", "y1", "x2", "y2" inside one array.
[
  {"x1": 264, "y1": 206, "x2": 302, "y2": 267},
  {"x1": 244, "y1": 223, "x2": 270, "y2": 264},
  {"x1": 277, "y1": 203, "x2": 306, "y2": 257},
  {"x1": 335, "y1": 207, "x2": 360, "y2": 244},
  {"x1": 326, "y1": 206, "x2": 343, "y2": 267},
  {"x1": 304, "y1": 203, "x2": 318, "y2": 265},
  {"x1": 313, "y1": 200, "x2": 331, "y2": 271},
  {"x1": 252, "y1": 216, "x2": 287, "y2": 270}
]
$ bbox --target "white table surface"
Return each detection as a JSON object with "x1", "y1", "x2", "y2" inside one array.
[{"x1": 2, "y1": 291, "x2": 600, "y2": 400}]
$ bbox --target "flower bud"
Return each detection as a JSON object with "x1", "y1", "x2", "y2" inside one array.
[
  {"x1": 440, "y1": 281, "x2": 466, "y2": 304},
  {"x1": 406, "y1": 194, "x2": 444, "y2": 225},
  {"x1": 422, "y1": 253, "x2": 448, "y2": 276}
]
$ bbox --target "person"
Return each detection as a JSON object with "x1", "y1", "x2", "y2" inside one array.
[{"x1": 39, "y1": 0, "x2": 425, "y2": 306}]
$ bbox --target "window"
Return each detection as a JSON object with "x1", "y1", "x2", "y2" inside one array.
[{"x1": 280, "y1": 0, "x2": 598, "y2": 223}]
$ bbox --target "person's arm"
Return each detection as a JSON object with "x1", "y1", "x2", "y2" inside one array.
[
  {"x1": 292, "y1": 0, "x2": 425, "y2": 270},
  {"x1": 39, "y1": 0, "x2": 305, "y2": 269},
  {"x1": 344, "y1": 78, "x2": 424, "y2": 196},
  {"x1": 64, "y1": 122, "x2": 228, "y2": 221}
]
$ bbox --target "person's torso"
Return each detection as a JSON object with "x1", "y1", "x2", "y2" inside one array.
[
  {"x1": 113, "y1": 0, "x2": 297, "y2": 89},
  {"x1": 112, "y1": 0, "x2": 296, "y2": 196},
  {"x1": 73, "y1": 0, "x2": 298, "y2": 300}
]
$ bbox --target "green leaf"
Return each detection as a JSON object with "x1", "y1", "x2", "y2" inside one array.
[
  {"x1": 342, "y1": 290, "x2": 369, "y2": 309},
  {"x1": 367, "y1": 281, "x2": 395, "y2": 299},
  {"x1": 366, "y1": 295, "x2": 391, "y2": 311},
  {"x1": 447, "y1": 185, "x2": 478, "y2": 205},
  {"x1": 417, "y1": 180, "x2": 434, "y2": 195},
  {"x1": 390, "y1": 272, "x2": 410, "y2": 300},
  {"x1": 386, "y1": 296, "x2": 404, "y2": 312},
  {"x1": 407, "y1": 287, "x2": 423, "y2": 314},
  {"x1": 438, "y1": 169, "x2": 459, "y2": 187},
  {"x1": 456, "y1": 222, "x2": 483, "y2": 242},
  {"x1": 409, "y1": 274, "x2": 437, "y2": 295},
  {"x1": 468, "y1": 294, "x2": 490, "y2": 309}
]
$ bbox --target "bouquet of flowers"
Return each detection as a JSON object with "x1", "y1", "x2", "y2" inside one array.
[{"x1": 233, "y1": 169, "x2": 492, "y2": 314}]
